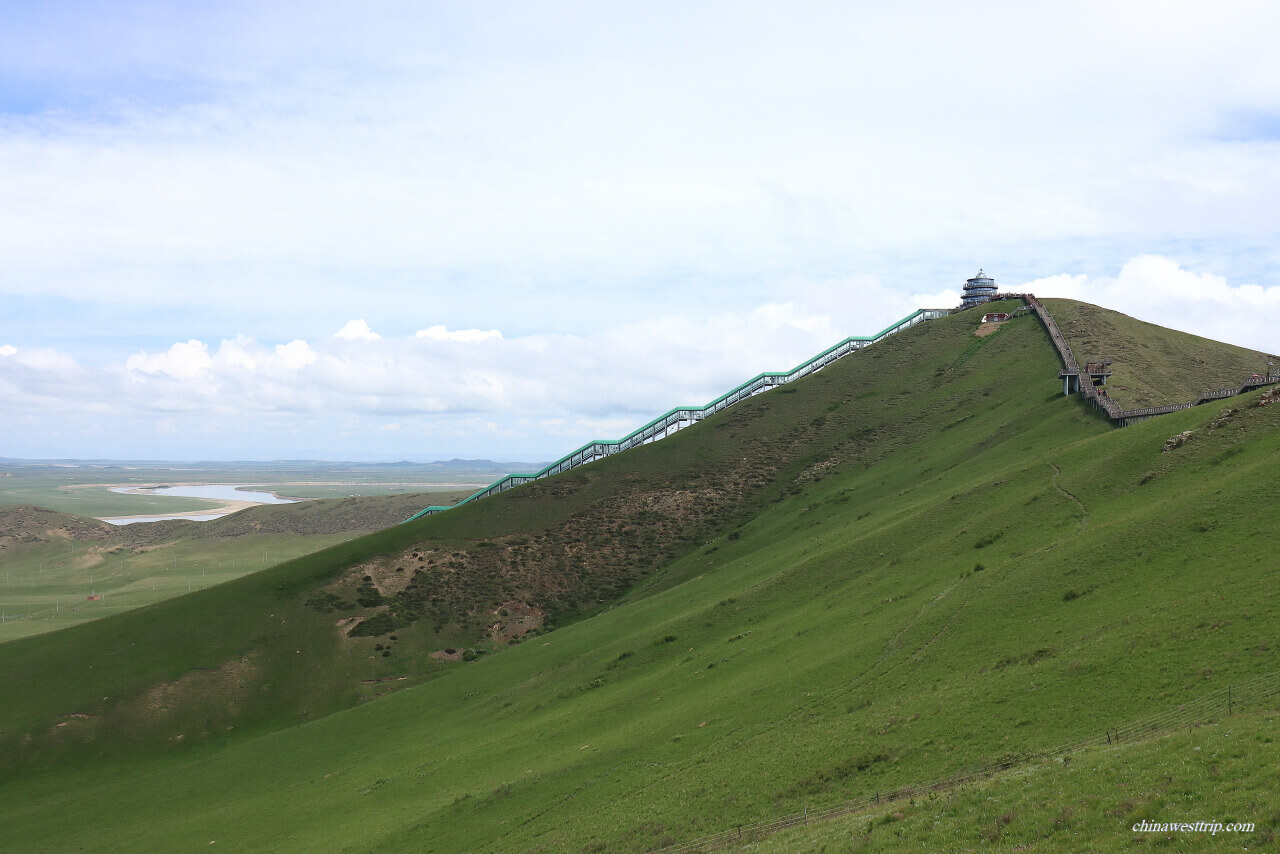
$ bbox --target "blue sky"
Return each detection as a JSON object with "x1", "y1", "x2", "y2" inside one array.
[{"x1": 3, "y1": 1, "x2": 1280, "y2": 460}]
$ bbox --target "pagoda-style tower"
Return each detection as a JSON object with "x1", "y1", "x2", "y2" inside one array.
[{"x1": 961, "y1": 269, "x2": 997, "y2": 308}]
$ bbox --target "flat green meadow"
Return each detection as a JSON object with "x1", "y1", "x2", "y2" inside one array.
[{"x1": 0, "y1": 531, "x2": 351, "y2": 642}]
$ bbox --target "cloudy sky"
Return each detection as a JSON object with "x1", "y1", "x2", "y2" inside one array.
[{"x1": 3, "y1": 1, "x2": 1279, "y2": 461}]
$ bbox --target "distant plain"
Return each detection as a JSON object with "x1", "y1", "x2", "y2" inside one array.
[
  {"x1": 0, "y1": 460, "x2": 508, "y2": 518},
  {"x1": 0, "y1": 460, "x2": 504, "y2": 641}
]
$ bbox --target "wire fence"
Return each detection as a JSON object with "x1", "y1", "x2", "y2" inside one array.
[{"x1": 650, "y1": 671, "x2": 1280, "y2": 853}]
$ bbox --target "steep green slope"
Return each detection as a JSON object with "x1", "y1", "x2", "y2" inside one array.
[
  {"x1": 752, "y1": 708, "x2": 1280, "y2": 852},
  {"x1": 5, "y1": 304, "x2": 1280, "y2": 852},
  {"x1": 0, "y1": 300, "x2": 1053, "y2": 767},
  {"x1": 1044, "y1": 298, "x2": 1268, "y2": 408}
]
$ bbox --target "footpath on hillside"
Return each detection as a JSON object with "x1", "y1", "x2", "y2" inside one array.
[{"x1": 653, "y1": 671, "x2": 1280, "y2": 853}]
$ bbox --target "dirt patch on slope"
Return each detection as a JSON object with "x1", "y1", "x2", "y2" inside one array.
[
  {"x1": 44, "y1": 656, "x2": 260, "y2": 749},
  {"x1": 129, "y1": 656, "x2": 258, "y2": 728},
  {"x1": 335, "y1": 557, "x2": 419, "y2": 597},
  {"x1": 486, "y1": 601, "x2": 546, "y2": 642},
  {"x1": 974, "y1": 322, "x2": 1004, "y2": 337},
  {"x1": 336, "y1": 455, "x2": 790, "y2": 640}
]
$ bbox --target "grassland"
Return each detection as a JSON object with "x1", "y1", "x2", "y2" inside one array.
[
  {"x1": 0, "y1": 491, "x2": 474, "y2": 642},
  {"x1": 0, "y1": 460, "x2": 507, "y2": 517},
  {"x1": 1044, "y1": 298, "x2": 1268, "y2": 409},
  {"x1": 0, "y1": 529, "x2": 351, "y2": 642},
  {"x1": 2, "y1": 303, "x2": 1278, "y2": 851},
  {"x1": 0, "y1": 473, "x2": 219, "y2": 517},
  {"x1": 748, "y1": 708, "x2": 1280, "y2": 852}
]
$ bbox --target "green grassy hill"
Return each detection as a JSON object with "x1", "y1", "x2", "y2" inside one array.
[
  {"x1": 3, "y1": 302, "x2": 1278, "y2": 851},
  {"x1": 1044, "y1": 298, "x2": 1268, "y2": 408},
  {"x1": 750, "y1": 706, "x2": 1280, "y2": 852}
]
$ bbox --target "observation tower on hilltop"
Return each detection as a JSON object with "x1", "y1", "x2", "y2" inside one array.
[{"x1": 960, "y1": 269, "x2": 998, "y2": 308}]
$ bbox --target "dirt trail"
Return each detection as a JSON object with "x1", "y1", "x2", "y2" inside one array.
[{"x1": 1049, "y1": 461, "x2": 1089, "y2": 528}]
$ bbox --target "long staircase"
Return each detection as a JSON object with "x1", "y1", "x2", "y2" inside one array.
[
  {"x1": 405, "y1": 307, "x2": 951, "y2": 521},
  {"x1": 407, "y1": 295, "x2": 1279, "y2": 522},
  {"x1": 1020, "y1": 294, "x2": 1279, "y2": 426}
]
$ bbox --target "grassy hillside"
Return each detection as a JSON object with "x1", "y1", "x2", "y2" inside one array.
[
  {"x1": 750, "y1": 708, "x2": 1280, "y2": 852},
  {"x1": 1043, "y1": 298, "x2": 1268, "y2": 408},
  {"x1": 0, "y1": 491, "x2": 473, "y2": 641},
  {"x1": 2, "y1": 299, "x2": 1060, "y2": 766},
  {"x1": 4, "y1": 302, "x2": 1280, "y2": 851},
  {"x1": 0, "y1": 479, "x2": 219, "y2": 517}
]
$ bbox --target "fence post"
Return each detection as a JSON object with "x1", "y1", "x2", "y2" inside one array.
[{"x1": 1228, "y1": 685, "x2": 1232, "y2": 716}]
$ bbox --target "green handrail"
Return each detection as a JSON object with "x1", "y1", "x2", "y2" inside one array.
[{"x1": 406, "y1": 306, "x2": 951, "y2": 522}]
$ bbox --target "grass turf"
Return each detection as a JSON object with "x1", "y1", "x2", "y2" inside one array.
[{"x1": 747, "y1": 708, "x2": 1280, "y2": 852}]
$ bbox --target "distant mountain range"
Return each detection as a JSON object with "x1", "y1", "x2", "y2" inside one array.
[{"x1": 0, "y1": 457, "x2": 547, "y2": 473}]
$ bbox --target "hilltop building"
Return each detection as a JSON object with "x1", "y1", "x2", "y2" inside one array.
[{"x1": 960, "y1": 269, "x2": 997, "y2": 308}]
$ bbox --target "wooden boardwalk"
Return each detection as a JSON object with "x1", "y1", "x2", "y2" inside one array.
[{"x1": 1018, "y1": 294, "x2": 1278, "y2": 426}]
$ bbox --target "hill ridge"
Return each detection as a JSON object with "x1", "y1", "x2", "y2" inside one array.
[
  {"x1": 409, "y1": 293, "x2": 1276, "y2": 524},
  {"x1": 408, "y1": 305, "x2": 954, "y2": 521},
  {"x1": 1025, "y1": 294, "x2": 1278, "y2": 424}
]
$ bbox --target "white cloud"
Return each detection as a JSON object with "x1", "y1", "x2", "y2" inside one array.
[
  {"x1": 216, "y1": 336, "x2": 259, "y2": 372},
  {"x1": 124, "y1": 340, "x2": 213, "y2": 382},
  {"x1": 1020, "y1": 256, "x2": 1280, "y2": 353},
  {"x1": 5, "y1": 4, "x2": 1280, "y2": 457},
  {"x1": 274, "y1": 339, "x2": 317, "y2": 370},
  {"x1": 912, "y1": 289, "x2": 962, "y2": 309},
  {"x1": 415, "y1": 325, "x2": 503, "y2": 343},
  {"x1": 2, "y1": 256, "x2": 1277, "y2": 458},
  {"x1": 3, "y1": 3, "x2": 1280, "y2": 326},
  {"x1": 0, "y1": 291, "x2": 910, "y2": 451},
  {"x1": 9, "y1": 348, "x2": 83, "y2": 374},
  {"x1": 334, "y1": 320, "x2": 381, "y2": 341}
]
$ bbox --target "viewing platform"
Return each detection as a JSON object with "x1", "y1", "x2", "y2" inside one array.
[
  {"x1": 1059, "y1": 359, "x2": 1113, "y2": 395},
  {"x1": 960, "y1": 269, "x2": 998, "y2": 308}
]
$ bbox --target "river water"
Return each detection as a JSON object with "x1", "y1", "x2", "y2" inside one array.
[
  {"x1": 110, "y1": 484, "x2": 297, "y2": 504},
  {"x1": 102, "y1": 484, "x2": 297, "y2": 525}
]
